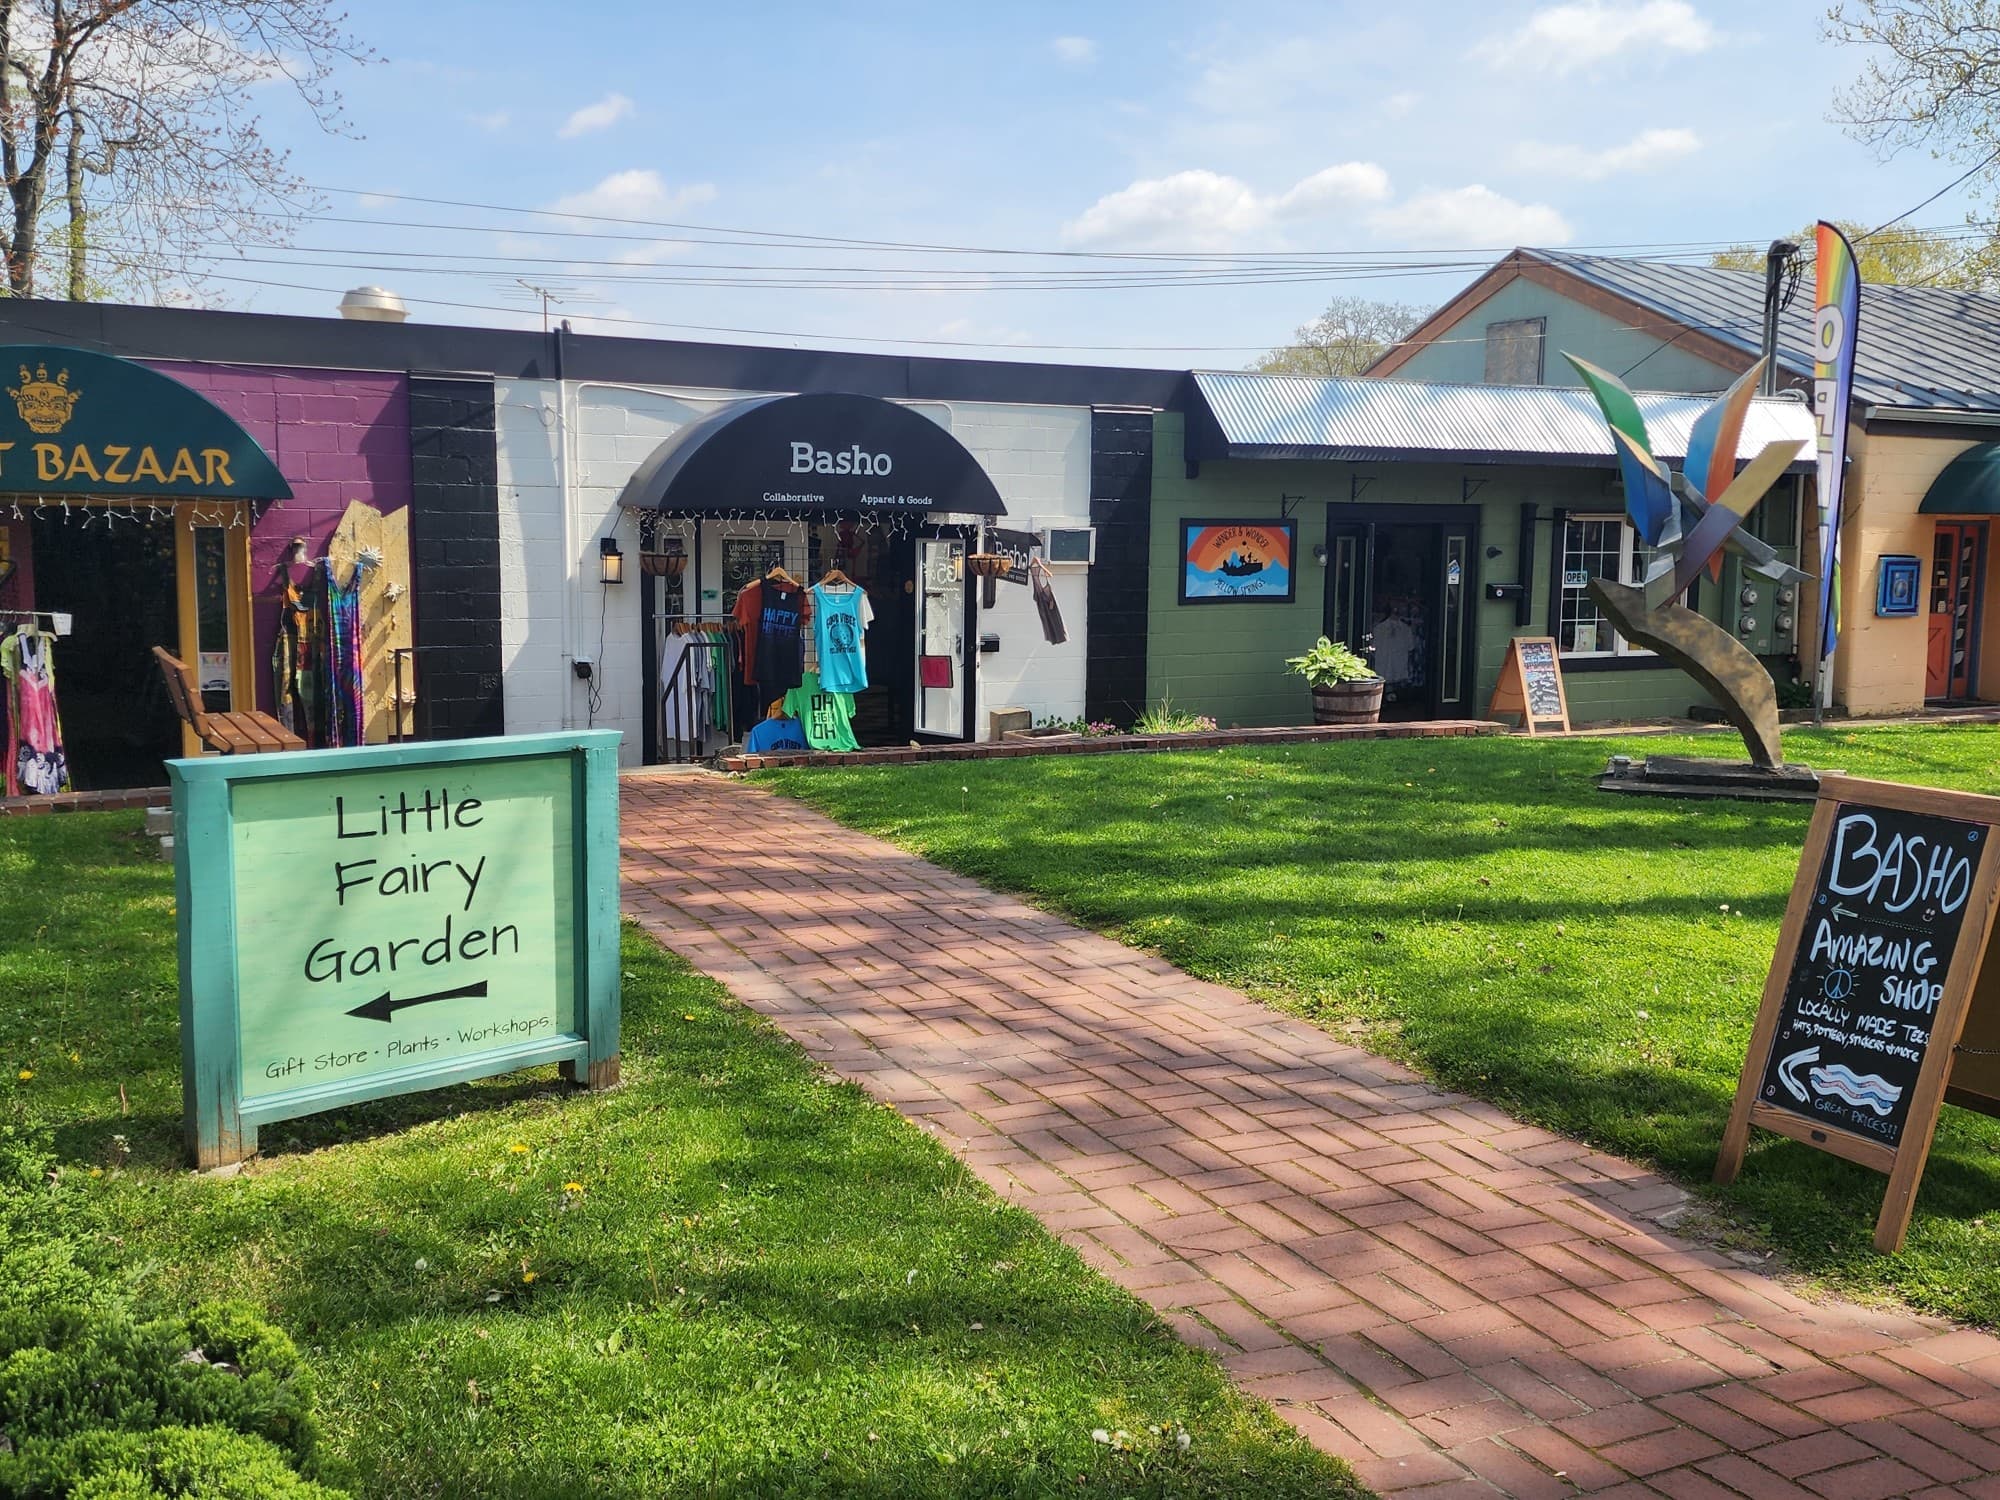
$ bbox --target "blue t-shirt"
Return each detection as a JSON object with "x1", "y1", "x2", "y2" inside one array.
[
  {"x1": 744, "y1": 715, "x2": 808, "y2": 754},
  {"x1": 811, "y1": 582, "x2": 874, "y2": 694}
]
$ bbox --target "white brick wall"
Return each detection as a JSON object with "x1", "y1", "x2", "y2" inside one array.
[{"x1": 493, "y1": 381, "x2": 1095, "y2": 759}]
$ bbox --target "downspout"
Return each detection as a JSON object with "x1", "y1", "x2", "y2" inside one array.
[{"x1": 554, "y1": 319, "x2": 577, "y2": 729}]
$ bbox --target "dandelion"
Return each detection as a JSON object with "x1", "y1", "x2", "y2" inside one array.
[
  {"x1": 563, "y1": 1181, "x2": 584, "y2": 1194},
  {"x1": 414, "y1": 1258, "x2": 428, "y2": 1272},
  {"x1": 681, "y1": 1014, "x2": 696, "y2": 1022},
  {"x1": 1091, "y1": 1429, "x2": 1110, "y2": 1445},
  {"x1": 15, "y1": 1068, "x2": 30, "y2": 1081},
  {"x1": 506, "y1": 1142, "x2": 529, "y2": 1154},
  {"x1": 522, "y1": 1269, "x2": 537, "y2": 1284},
  {"x1": 88, "y1": 1166, "x2": 102, "y2": 1178}
]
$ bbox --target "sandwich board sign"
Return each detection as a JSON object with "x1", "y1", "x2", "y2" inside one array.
[
  {"x1": 169, "y1": 731, "x2": 621, "y2": 1169},
  {"x1": 1716, "y1": 775, "x2": 2000, "y2": 1251},
  {"x1": 1487, "y1": 636, "x2": 1570, "y2": 734}
]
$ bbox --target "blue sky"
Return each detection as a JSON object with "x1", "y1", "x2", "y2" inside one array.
[{"x1": 227, "y1": 0, "x2": 1982, "y2": 366}]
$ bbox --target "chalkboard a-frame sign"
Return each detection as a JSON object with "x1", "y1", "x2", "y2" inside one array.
[
  {"x1": 169, "y1": 731, "x2": 622, "y2": 1169},
  {"x1": 1716, "y1": 775, "x2": 2000, "y2": 1251},
  {"x1": 1486, "y1": 636, "x2": 1571, "y2": 734}
]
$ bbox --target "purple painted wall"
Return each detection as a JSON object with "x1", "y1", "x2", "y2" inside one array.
[{"x1": 145, "y1": 362, "x2": 410, "y2": 711}]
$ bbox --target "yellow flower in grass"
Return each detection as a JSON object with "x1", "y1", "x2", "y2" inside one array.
[
  {"x1": 563, "y1": 1181, "x2": 584, "y2": 1195},
  {"x1": 506, "y1": 1142, "x2": 530, "y2": 1155},
  {"x1": 15, "y1": 1069, "x2": 31, "y2": 1081}
]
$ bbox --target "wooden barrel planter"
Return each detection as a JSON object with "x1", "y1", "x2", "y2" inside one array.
[{"x1": 1311, "y1": 678, "x2": 1385, "y2": 725}]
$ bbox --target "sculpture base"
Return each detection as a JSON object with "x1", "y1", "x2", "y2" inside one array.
[{"x1": 1598, "y1": 754, "x2": 1822, "y2": 803}]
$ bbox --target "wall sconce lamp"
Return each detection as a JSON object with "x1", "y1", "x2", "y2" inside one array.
[
  {"x1": 599, "y1": 536, "x2": 625, "y2": 585},
  {"x1": 284, "y1": 537, "x2": 310, "y2": 566},
  {"x1": 1311, "y1": 542, "x2": 1329, "y2": 567}
]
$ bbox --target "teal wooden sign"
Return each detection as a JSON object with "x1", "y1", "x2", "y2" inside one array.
[
  {"x1": 169, "y1": 732, "x2": 621, "y2": 1168},
  {"x1": 0, "y1": 344, "x2": 291, "y2": 499}
]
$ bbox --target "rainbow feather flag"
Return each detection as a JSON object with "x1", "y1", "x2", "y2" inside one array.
[{"x1": 1814, "y1": 221, "x2": 1860, "y2": 666}]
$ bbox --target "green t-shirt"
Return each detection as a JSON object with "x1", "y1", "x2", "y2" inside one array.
[{"x1": 782, "y1": 671, "x2": 859, "y2": 752}]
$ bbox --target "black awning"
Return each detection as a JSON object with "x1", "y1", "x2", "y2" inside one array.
[{"x1": 616, "y1": 391, "x2": 1006, "y2": 517}]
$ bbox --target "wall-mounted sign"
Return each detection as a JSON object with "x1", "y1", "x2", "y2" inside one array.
[
  {"x1": 987, "y1": 526, "x2": 1040, "y2": 587},
  {"x1": 1717, "y1": 776, "x2": 2000, "y2": 1252},
  {"x1": 1178, "y1": 519, "x2": 1297, "y2": 604},
  {"x1": 169, "y1": 731, "x2": 621, "y2": 1168},
  {"x1": 0, "y1": 345, "x2": 290, "y2": 500},
  {"x1": 1486, "y1": 636, "x2": 1570, "y2": 733},
  {"x1": 1876, "y1": 554, "x2": 1921, "y2": 618}
]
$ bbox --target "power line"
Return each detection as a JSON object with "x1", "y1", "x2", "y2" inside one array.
[{"x1": 1859, "y1": 146, "x2": 2000, "y2": 240}]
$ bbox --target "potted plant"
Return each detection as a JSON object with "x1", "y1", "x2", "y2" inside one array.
[{"x1": 1285, "y1": 636, "x2": 1384, "y2": 725}]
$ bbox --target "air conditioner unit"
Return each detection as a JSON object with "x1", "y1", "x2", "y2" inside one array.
[{"x1": 1039, "y1": 526, "x2": 1096, "y2": 565}]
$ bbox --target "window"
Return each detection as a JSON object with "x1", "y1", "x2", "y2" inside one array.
[
  {"x1": 1484, "y1": 317, "x2": 1546, "y2": 385},
  {"x1": 1557, "y1": 513, "x2": 1654, "y2": 657}
]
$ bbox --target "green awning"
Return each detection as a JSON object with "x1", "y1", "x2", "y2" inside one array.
[{"x1": 1920, "y1": 442, "x2": 2000, "y2": 515}]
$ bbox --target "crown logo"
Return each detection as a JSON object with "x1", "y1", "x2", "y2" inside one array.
[{"x1": 7, "y1": 364, "x2": 79, "y2": 434}]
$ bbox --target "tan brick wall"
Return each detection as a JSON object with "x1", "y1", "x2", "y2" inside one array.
[{"x1": 1832, "y1": 431, "x2": 1989, "y2": 715}]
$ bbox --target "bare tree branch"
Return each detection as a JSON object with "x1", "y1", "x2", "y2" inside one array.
[{"x1": 1250, "y1": 298, "x2": 1431, "y2": 377}]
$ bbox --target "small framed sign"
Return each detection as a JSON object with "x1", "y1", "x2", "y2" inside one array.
[
  {"x1": 168, "y1": 731, "x2": 622, "y2": 1168},
  {"x1": 1178, "y1": 519, "x2": 1297, "y2": 604},
  {"x1": 1876, "y1": 554, "x2": 1921, "y2": 618}
]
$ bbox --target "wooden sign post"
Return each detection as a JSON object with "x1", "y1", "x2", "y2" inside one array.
[
  {"x1": 1487, "y1": 636, "x2": 1570, "y2": 733},
  {"x1": 1717, "y1": 775, "x2": 2000, "y2": 1251}
]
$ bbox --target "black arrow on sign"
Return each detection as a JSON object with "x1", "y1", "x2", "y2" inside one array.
[{"x1": 346, "y1": 980, "x2": 488, "y2": 1023}]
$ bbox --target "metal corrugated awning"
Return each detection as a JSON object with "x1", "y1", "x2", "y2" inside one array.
[
  {"x1": 1188, "y1": 370, "x2": 1817, "y2": 471},
  {"x1": 1919, "y1": 442, "x2": 2000, "y2": 514}
]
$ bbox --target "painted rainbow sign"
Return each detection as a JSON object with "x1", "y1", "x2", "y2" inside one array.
[{"x1": 1182, "y1": 521, "x2": 1295, "y2": 601}]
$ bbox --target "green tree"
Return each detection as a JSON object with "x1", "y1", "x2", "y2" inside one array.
[
  {"x1": 0, "y1": 1, "x2": 371, "y2": 301},
  {"x1": 1709, "y1": 219, "x2": 1991, "y2": 286},
  {"x1": 1251, "y1": 296, "x2": 1430, "y2": 377},
  {"x1": 1820, "y1": 1, "x2": 2000, "y2": 284}
]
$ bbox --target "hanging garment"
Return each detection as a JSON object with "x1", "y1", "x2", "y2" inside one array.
[
  {"x1": 752, "y1": 577, "x2": 806, "y2": 694},
  {"x1": 810, "y1": 581, "x2": 874, "y2": 693},
  {"x1": 1031, "y1": 558, "x2": 1068, "y2": 645},
  {"x1": 270, "y1": 580, "x2": 316, "y2": 742},
  {"x1": 731, "y1": 581, "x2": 763, "y2": 683},
  {"x1": 782, "y1": 670, "x2": 860, "y2": 753},
  {"x1": 319, "y1": 556, "x2": 369, "y2": 748},
  {"x1": 2, "y1": 628, "x2": 70, "y2": 796}
]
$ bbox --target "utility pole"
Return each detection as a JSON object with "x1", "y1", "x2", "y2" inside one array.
[{"x1": 1760, "y1": 240, "x2": 1801, "y2": 396}]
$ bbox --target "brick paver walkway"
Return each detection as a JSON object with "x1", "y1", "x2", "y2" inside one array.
[{"x1": 622, "y1": 774, "x2": 2000, "y2": 1498}]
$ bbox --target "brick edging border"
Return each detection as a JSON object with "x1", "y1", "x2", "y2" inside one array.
[
  {"x1": 0, "y1": 787, "x2": 170, "y2": 817},
  {"x1": 722, "y1": 719, "x2": 1500, "y2": 771}
]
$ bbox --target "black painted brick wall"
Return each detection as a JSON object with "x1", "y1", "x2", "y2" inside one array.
[
  {"x1": 1085, "y1": 410, "x2": 1154, "y2": 726},
  {"x1": 409, "y1": 375, "x2": 505, "y2": 739}
]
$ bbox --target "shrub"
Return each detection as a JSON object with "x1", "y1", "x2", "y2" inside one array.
[
  {"x1": 0, "y1": 1303, "x2": 320, "y2": 1465},
  {"x1": 0, "y1": 1425, "x2": 348, "y2": 1500},
  {"x1": 1284, "y1": 636, "x2": 1376, "y2": 688}
]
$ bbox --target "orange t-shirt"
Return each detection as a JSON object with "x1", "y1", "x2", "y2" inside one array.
[{"x1": 732, "y1": 580, "x2": 763, "y2": 682}]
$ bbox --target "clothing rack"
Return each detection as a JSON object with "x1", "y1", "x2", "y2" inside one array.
[
  {"x1": 0, "y1": 610, "x2": 67, "y2": 633},
  {"x1": 656, "y1": 612, "x2": 742, "y2": 765}
]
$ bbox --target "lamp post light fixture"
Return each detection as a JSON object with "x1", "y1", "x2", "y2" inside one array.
[{"x1": 599, "y1": 536, "x2": 625, "y2": 586}]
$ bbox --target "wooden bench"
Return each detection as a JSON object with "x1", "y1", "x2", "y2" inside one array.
[{"x1": 153, "y1": 647, "x2": 307, "y2": 755}]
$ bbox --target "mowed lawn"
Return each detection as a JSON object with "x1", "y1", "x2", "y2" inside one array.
[
  {"x1": 764, "y1": 724, "x2": 2000, "y2": 1329},
  {"x1": 0, "y1": 814, "x2": 1357, "y2": 1500}
]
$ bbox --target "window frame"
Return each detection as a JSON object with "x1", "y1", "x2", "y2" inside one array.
[{"x1": 1552, "y1": 511, "x2": 1655, "y2": 660}]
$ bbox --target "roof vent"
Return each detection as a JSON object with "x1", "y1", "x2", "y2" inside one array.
[{"x1": 337, "y1": 285, "x2": 409, "y2": 323}]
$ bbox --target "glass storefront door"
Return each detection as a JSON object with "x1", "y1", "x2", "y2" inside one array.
[
  {"x1": 1324, "y1": 506, "x2": 1477, "y2": 720},
  {"x1": 1927, "y1": 520, "x2": 1985, "y2": 702},
  {"x1": 915, "y1": 535, "x2": 965, "y2": 737}
]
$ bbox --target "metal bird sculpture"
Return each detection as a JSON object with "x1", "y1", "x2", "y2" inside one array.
[{"x1": 1565, "y1": 353, "x2": 1810, "y2": 768}]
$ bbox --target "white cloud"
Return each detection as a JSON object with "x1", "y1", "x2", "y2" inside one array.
[
  {"x1": 548, "y1": 168, "x2": 715, "y2": 222},
  {"x1": 1050, "y1": 35, "x2": 1097, "y2": 66},
  {"x1": 558, "y1": 91, "x2": 634, "y2": 139},
  {"x1": 1512, "y1": 126, "x2": 1701, "y2": 180},
  {"x1": 1480, "y1": 0, "x2": 1715, "y2": 73},
  {"x1": 1060, "y1": 163, "x2": 1390, "y2": 251},
  {"x1": 467, "y1": 109, "x2": 509, "y2": 132},
  {"x1": 1367, "y1": 185, "x2": 1572, "y2": 248}
]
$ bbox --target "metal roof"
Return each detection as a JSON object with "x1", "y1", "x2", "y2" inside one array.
[
  {"x1": 1530, "y1": 249, "x2": 2000, "y2": 414},
  {"x1": 1189, "y1": 369, "x2": 1817, "y2": 470}
]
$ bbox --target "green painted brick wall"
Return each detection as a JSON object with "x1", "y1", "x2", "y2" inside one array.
[{"x1": 1144, "y1": 412, "x2": 1777, "y2": 728}]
